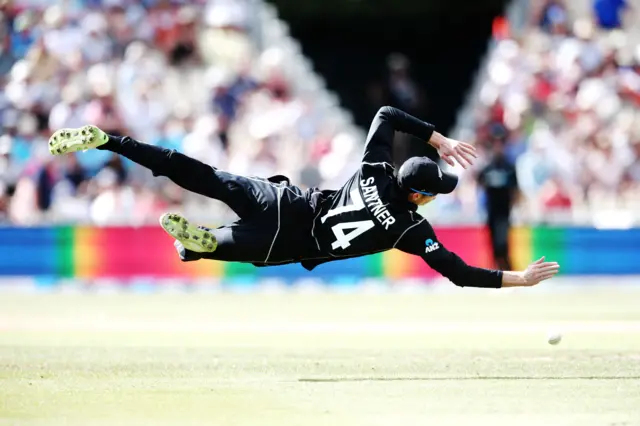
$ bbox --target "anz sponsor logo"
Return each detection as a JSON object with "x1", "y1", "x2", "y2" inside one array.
[{"x1": 425, "y1": 238, "x2": 440, "y2": 253}]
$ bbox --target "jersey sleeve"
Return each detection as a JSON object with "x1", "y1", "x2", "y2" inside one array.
[
  {"x1": 362, "y1": 106, "x2": 436, "y2": 165},
  {"x1": 394, "y1": 219, "x2": 503, "y2": 288}
]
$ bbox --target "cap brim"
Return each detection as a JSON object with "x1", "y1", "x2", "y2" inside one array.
[{"x1": 436, "y1": 171, "x2": 458, "y2": 194}]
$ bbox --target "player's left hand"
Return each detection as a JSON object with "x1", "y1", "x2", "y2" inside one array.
[
  {"x1": 522, "y1": 256, "x2": 560, "y2": 286},
  {"x1": 436, "y1": 137, "x2": 478, "y2": 170}
]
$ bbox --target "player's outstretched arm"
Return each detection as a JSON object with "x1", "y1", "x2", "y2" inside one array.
[
  {"x1": 361, "y1": 106, "x2": 478, "y2": 169},
  {"x1": 501, "y1": 257, "x2": 560, "y2": 287},
  {"x1": 421, "y1": 245, "x2": 559, "y2": 289},
  {"x1": 395, "y1": 220, "x2": 560, "y2": 288},
  {"x1": 362, "y1": 106, "x2": 436, "y2": 165}
]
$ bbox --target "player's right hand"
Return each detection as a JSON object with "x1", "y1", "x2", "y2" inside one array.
[
  {"x1": 522, "y1": 256, "x2": 560, "y2": 286},
  {"x1": 436, "y1": 137, "x2": 478, "y2": 170}
]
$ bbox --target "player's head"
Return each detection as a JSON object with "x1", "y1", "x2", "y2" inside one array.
[{"x1": 397, "y1": 156, "x2": 459, "y2": 206}]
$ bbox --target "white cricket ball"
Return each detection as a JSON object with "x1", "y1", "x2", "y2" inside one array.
[{"x1": 547, "y1": 332, "x2": 562, "y2": 345}]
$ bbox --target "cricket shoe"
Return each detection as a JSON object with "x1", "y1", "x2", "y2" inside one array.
[
  {"x1": 48, "y1": 125, "x2": 109, "y2": 156},
  {"x1": 159, "y1": 213, "x2": 217, "y2": 253}
]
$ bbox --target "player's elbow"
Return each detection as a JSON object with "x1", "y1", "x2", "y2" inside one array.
[
  {"x1": 375, "y1": 106, "x2": 396, "y2": 120},
  {"x1": 447, "y1": 272, "x2": 469, "y2": 288}
]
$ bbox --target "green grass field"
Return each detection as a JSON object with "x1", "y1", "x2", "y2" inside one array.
[{"x1": 1, "y1": 287, "x2": 640, "y2": 426}]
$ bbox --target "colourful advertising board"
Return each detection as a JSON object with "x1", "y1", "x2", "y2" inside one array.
[{"x1": 0, "y1": 226, "x2": 638, "y2": 279}]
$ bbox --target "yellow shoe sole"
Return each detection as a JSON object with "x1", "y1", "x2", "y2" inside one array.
[
  {"x1": 159, "y1": 213, "x2": 217, "y2": 253},
  {"x1": 49, "y1": 125, "x2": 109, "y2": 155}
]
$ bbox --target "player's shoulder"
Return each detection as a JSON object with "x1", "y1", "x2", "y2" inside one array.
[
  {"x1": 358, "y1": 161, "x2": 395, "y2": 189},
  {"x1": 384, "y1": 206, "x2": 424, "y2": 231},
  {"x1": 386, "y1": 208, "x2": 434, "y2": 248},
  {"x1": 396, "y1": 209, "x2": 429, "y2": 228}
]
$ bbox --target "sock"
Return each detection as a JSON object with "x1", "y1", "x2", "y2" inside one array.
[
  {"x1": 97, "y1": 135, "x2": 126, "y2": 152},
  {"x1": 174, "y1": 240, "x2": 203, "y2": 262}
]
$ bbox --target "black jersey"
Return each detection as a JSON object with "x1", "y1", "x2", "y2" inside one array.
[
  {"x1": 477, "y1": 156, "x2": 518, "y2": 216},
  {"x1": 301, "y1": 107, "x2": 502, "y2": 289}
]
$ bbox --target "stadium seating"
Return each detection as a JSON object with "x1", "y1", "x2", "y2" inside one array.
[
  {"x1": 0, "y1": 0, "x2": 361, "y2": 226},
  {"x1": 452, "y1": 0, "x2": 640, "y2": 227},
  {"x1": 3, "y1": 0, "x2": 638, "y2": 229}
]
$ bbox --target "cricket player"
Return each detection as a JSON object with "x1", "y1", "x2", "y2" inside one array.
[
  {"x1": 49, "y1": 106, "x2": 559, "y2": 288},
  {"x1": 477, "y1": 139, "x2": 519, "y2": 271}
]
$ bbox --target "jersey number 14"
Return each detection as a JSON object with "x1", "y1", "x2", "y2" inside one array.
[{"x1": 320, "y1": 188, "x2": 375, "y2": 250}]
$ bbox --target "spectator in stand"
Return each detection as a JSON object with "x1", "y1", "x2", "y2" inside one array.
[
  {"x1": 0, "y1": 181, "x2": 8, "y2": 223},
  {"x1": 0, "y1": 135, "x2": 19, "y2": 199},
  {"x1": 59, "y1": 153, "x2": 88, "y2": 195},
  {"x1": 593, "y1": 0, "x2": 630, "y2": 30},
  {"x1": 168, "y1": 6, "x2": 201, "y2": 67},
  {"x1": 9, "y1": 10, "x2": 38, "y2": 61},
  {"x1": 84, "y1": 84, "x2": 126, "y2": 137},
  {"x1": 539, "y1": 174, "x2": 573, "y2": 215},
  {"x1": 49, "y1": 85, "x2": 86, "y2": 131},
  {"x1": 626, "y1": 138, "x2": 640, "y2": 181},
  {"x1": 211, "y1": 65, "x2": 259, "y2": 149},
  {"x1": 533, "y1": 0, "x2": 569, "y2": 33},
  {"x1": 80, "y1": 12, "x2": 113, "y2": 65}
]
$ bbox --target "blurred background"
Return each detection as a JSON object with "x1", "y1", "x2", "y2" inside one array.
[{"x1": 0, "y1": 0, "x2": 639, "y2": 284}]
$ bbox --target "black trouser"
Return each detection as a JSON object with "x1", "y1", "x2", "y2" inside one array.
[
  {"x1": 487, "y1": 212, "x2": 511, "y2": 270},
  {"x1": 100, "y1": 136, "x2": 315, "y2": 264}
]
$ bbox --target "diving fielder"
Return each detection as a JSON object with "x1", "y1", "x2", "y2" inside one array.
[{"x1": 49, "y1": 107, "x2": 559, "y2": 288}]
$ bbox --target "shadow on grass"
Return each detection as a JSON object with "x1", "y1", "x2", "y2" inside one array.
[{"x1": 299, "y1": 376, "x2": 640, "y2": 382}]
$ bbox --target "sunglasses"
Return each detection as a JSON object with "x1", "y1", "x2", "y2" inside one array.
[{"x1": 410, "y1": 188, "x2": 436, "y2": 197}]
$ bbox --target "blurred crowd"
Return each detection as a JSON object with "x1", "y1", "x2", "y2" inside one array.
[
  {"x1": 4, "y1": 0, "x2": 638, "y2": 228},
  {"x1": 453, "y1": 0, "x2": 640, "y2": 225},
  {"x1": 0, "y1": 0, "x2": 359, "y2": 226}
]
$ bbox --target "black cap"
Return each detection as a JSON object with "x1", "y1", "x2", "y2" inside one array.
[{"x1": 397, "y1": 156, "x2": 458, "y2": 195}]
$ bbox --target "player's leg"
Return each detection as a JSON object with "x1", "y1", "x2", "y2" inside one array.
[
  {"x1": 488, "y1": 213, "x2": 511, "y2": 270},
  {"x1": 186, "y1": 222, "x2": 289, "y2": 264},
  {"x1": 49, "y1": 125, "x2": 258, "y2": 219},
  {"x1": 161, "y1": 213, "x2": 298, "y2": 265},
  {"x1": 160, "y1": 179, "x2": 310, "y2": 264},
  {"x1": 158, "y1": 175, "x2": 285, "y2": 262},
  {"x1": 486, "y1": 215, "x2": 500, "y2": 268},
  {"x1": 495, "y1": 214, "x2": 512, "y2": 270}
]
